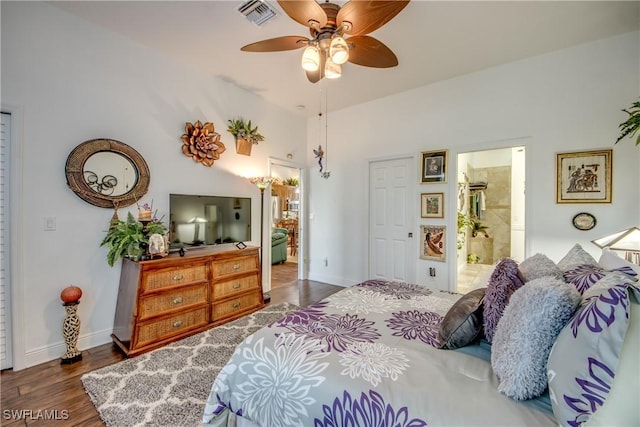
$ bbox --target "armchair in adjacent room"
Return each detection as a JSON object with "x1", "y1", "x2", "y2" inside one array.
[{"x1": 271, "y1": 227, "x2": 288, "y2": 264}]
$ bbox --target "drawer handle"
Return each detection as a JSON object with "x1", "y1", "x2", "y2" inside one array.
[
  {"x1": 172, "y1": 296, "x2": 183, "y2": 305},
  {"x1": 233, "y1": 283, "x2": 241, "y2": 289},
  {"x1": 232, "y1": 263, "x2": 241, "y2": 270},
  {"x1": 172, "y1": 320, "x2": 183, "y2": 328},
  {"x1": 232, "y1": 302, "x2": 241, "y2": 309},
  {"x1": 172, "y1": 274, "x2": 184, "y2": 281}
]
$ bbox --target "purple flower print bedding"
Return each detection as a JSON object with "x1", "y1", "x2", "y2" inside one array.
[{"x1": 203, "y1": 280, "x2": 556, "y2": 427}]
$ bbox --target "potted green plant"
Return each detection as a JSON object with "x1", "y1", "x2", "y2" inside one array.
[
  {"x1": 469, "y1": 218, "x2": 490, "y2": 238},
  {"x1": 227, "y1": 118, "x2": 265, "y2": 156},
  {"x1": 100, "y1": 212, "x2": 168, "y2": 266},
  {"x1": 457, "y1": 211, "x2": 472, "y2": 250},
  {"x1": 615, "y1": 98, "x2": 640, "y2": 146}
]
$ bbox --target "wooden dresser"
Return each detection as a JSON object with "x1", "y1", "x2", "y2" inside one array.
[{"x1": 111, "y1": 245, "x2": 263, "y2": 357}]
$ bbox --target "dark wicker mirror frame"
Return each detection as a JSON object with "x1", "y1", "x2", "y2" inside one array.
[{"x1": 65, "y1": 138, "x2": 150, "y2": 209}]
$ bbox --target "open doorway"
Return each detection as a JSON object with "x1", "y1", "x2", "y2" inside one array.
[
  {"x1": 269, "y1": 160, "x2": 302, "y2": 291},
  {"x1": 456, "y1": 146, "x2": 525, "y2": 293}
]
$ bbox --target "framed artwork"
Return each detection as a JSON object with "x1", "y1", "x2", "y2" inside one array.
[
  {"x1": 572, "y1": 212, "x2": 597, "y2": 231},
  {"x1": 556, "y1": 149, "x2": 612, "y2": 204},
  {"x1": 421, "y1": 150, "x2": 448, "y2": 183},
  {"x1": 421, "y1": 193, "x2": 444, "y2": 218},
  {"x1": 420, "y1": 225, "x2": 446, "y2": 262}
]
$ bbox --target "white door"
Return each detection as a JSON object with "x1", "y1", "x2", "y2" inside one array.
[
  {"x1": 1, "y1": 112, "x2": 12, "y2": 370},
  {"x1": 369, "y1": 157, "x2": 415, "y2": 282}
]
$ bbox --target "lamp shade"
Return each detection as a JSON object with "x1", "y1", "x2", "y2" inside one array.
[
  {"x1": 329, "y1": 36, "x2": 349, "y2": 65},
  {"x1": 301, "y1": 45, "x2": 320, "y2": 72},
  {"x1": 592, "y1": 227, "x2": 640, "y2": 251},
  {"x1": 324, "y1": 56, "x2": 341, "y2": 79}
]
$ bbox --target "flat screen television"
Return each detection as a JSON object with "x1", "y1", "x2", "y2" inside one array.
[{"x1": 169, "y1": 193, "x2": 251, "y2": 249}]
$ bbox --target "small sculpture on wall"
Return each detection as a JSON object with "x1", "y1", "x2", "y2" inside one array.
[{"x1": 181, "y1": 120, "x2": 226, "y2": 167}]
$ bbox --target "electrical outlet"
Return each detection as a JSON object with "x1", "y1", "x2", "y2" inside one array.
[
  {"x1": 429, "y1": 267, "x2": 436, "y2": 277},
  {"x1": 323, "y1": 257, "x2": 328, "y2": 267}
]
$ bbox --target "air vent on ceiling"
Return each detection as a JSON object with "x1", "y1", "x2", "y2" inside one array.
[{"x1": 238, "y1": 0, "x2": 278, "y2": 27}]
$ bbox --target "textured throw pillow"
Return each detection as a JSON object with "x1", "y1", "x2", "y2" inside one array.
[
  {"x1": 547, "y1": 278, "x2": 640, "y2": 427},
  {"x1": 518, "y1": 253, "x2": 563, "y2": 282},
  {"x1": 598, "y1": 247, "x2": 640, "y2": 278},
  {"x1": 483, "y1": 258, "x2": 525, "y2": 343},
  {"x1": 491, "y1": 277, "x2": 581, "y2": 400},
  {"x1": 438, "y1": 288, "x2": 486, "y2": 349},
  {"x1": 557, "y1": 243, "x2": 598, "y2": 272}
]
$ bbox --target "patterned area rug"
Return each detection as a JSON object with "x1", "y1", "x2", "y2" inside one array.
[{"x1": 81, "y1": 303, "x2": 298, "y2": 427}]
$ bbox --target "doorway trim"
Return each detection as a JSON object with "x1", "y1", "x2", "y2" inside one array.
[
  {"x1": 267, "y1": 157, "x2": 305, "y2": 292},
  {"x1": 2, "y1": 104, "x2": 25, "y2": 370},
  {"x1": 449, "y1": 137, "x2": 531, "y2": 293}
]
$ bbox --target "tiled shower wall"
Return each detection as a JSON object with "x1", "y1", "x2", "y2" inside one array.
[{"x1": 467, "y1": 165, "x2": 511, "y2": 263}]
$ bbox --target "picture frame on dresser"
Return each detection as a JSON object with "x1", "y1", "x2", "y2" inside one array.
[{"x1": 556, "y1": 149, "x2": 612, "y2": 203}]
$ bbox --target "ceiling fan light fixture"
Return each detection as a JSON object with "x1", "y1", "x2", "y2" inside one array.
[
  {"x1": 329, "y1": 35, "x2": 349, "y2": 65},
  {"x1": 301, "y1": 45, "x2": 320, "y2": 72},
  {"x1": 324, "y1": 56, "x2": 341, "y2": 79}
]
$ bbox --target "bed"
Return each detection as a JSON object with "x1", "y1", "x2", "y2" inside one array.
[{"x1": 203, "y1": 245, "x2": 639, "y2": 427}]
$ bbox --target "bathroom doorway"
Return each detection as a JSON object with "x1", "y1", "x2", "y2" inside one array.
[{"x1": 456, "y1": 146, "x2": 525, "y2": 293}]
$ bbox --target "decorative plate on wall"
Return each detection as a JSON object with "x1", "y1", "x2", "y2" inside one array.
[{"x1": 572, "y1": 212, "x2": 596, "y2": 231}]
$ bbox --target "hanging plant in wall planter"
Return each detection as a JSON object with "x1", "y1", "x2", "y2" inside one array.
[{"x1": 227, "y1": 118, "x2": 265, "y2": 156}]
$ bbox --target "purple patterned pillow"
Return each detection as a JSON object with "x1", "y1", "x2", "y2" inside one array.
[
  {"x1": 483, "y1": 258, "x2": 525, "y2": 343},
  {"x1": 563, "y1": 264, "x2": 608, "y2": 294},
  {"x1": 547, "y1": 278, "x2": 640, "y2": 427}
]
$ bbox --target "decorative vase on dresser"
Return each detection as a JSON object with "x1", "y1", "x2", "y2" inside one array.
[{"x1": 111, "y1": 244, "x2": 264, "y2": 357}]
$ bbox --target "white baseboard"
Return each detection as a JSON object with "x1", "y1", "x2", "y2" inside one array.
[{"x1": 20, "y1": 329, "x2": 113, "y2": 371}]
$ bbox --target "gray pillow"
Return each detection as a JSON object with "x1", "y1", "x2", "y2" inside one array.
[
  {"x1": 518, "y1": 253, "x2": 563, "y2": 282},
  {"x1": 438, "y1": 288, "x2": 485, "y2": 349},
  {"x1": 557, "y1": 243, "x2": 598, "y2": 272},
  {"x1": 491, "y1": 276, "x2": 581, "y2": 400}
]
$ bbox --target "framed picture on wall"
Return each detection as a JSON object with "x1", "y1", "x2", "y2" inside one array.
[
  {"x1": 421, "y1": 150, "x2": 448, "y2": 183},
  {"x1": 421, "y1": 193, "x2": 444, "y2": 218},
  {"x1": 420, "y1": 225, "x2": 446, "y2": 262},
  {"x1": 556, "y1": 149, "x2": 612, "y2": 204}
]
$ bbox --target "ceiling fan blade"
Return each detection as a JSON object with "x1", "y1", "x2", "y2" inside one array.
[
  {"x1": 241, "y1": 36, "x2": 309, "y2": 52},
  {"x1": 278, "y1": 0, "x2": 327, "y2": 29},
  {"x1": 337, "y1": 1, "x2": 410, "y2": 36},
  {"x1": 305, "y1": 52, "x2": 326, "y2": 83},
  {"x1": 346, "y1": 35, "x2": 398, "y2": 68}
]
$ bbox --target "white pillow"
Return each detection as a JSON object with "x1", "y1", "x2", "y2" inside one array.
[{"x1": 598, "y1": 248, "x2": 640, "y2": 278}]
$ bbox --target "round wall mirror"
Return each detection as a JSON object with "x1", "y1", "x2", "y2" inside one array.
[{"x1": 66, "y1": 138, "x2": 150, "y2": 208}]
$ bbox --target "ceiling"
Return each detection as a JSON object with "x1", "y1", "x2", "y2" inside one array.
[{"x1": 51, "y1": 1, "x2": 639, "y2": 117}]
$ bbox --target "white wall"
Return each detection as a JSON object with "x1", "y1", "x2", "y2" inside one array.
[
  {"x1": 1, "y1": 2, "x2": 307, "y2": 368},
  {"x1": 306, "y1": 31, "x2": 640, "y2": 290}
]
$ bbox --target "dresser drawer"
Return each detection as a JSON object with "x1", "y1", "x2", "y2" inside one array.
[
  {"x1": 212, "y1": 275, "x2": 259, "y2": 301},
  {"x1": 138, "y1": 284, "x2": 208, "y2": 320},
  {"x1": 135, "y1": 306, "x2": 208, "y2": 348},
  {"x1": 212, "y1": 256, "x2": 258, "y2": 279},
  {"x1": 212, "y1": 291, "x2": 262, "y2": 321},
  {"x1": 142, "y1": 264, "x2": 208, "y2": 292}
]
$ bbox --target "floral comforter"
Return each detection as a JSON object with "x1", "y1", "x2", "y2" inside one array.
[{"x1": 202, "y1": 280, "x2": 556, "y2": 426}]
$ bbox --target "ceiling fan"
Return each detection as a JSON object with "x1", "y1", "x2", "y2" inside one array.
[{"x1": 240, "y1": 0, "x2": 410, "y2": 83}]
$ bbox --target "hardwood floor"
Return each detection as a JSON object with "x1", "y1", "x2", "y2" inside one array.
[{"x1": 0, "y1": 279, "x2": 343, "y2": 426}]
